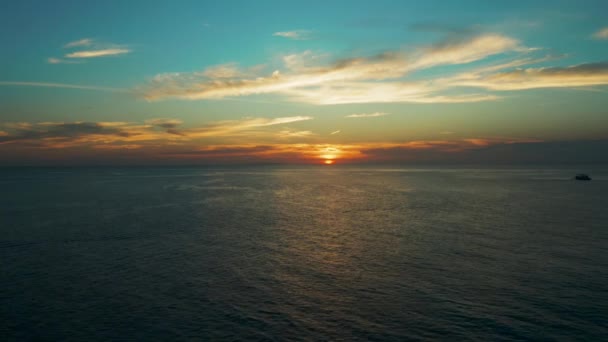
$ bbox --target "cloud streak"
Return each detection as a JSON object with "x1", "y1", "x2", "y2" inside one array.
[
  {"x1": 4, "y1": 119, "x2": 604, "y2": 165},
  {"x1": 184, "y1": 116, "x2": 313, "y2": 138},
  {"x1": 0, "y1": 116, "x2": 313, "y2": 149},
  {"x1": 137, "y1": 31, "x2": 608, "y2": 105},
  {"x1": 273, "y1": 30, "x2": 313, "y2": 40},
  {"x1": 593, "y1": 27, "x2": 608, "y2": 40},
  {"x1": 346, "y1": 112, "x2": 389, "y2": 118},
  {"x1": 278, "y1": 130, "x2": 315, "y2": 138},
  {"x1": 0, "y1": 81, "x2": 125, "y2": 92},
  {"x1": 139, "y1": 33, "x2": 525, "y2": 104},
  {"x1": 64, "y1": 38, "x2": 93, "y2": 48},
  {"x1": 65, "y1": 48, "x2": 131, "y2": 58},
  {"x1": 47, "y1": 57, "x2": 83, "y2": 64},
  {"x1": 446, "y1": 61, "x2": 608, "y2": 91},
  {"x1": 52, "y1": 38, "x2": 132, "y2": 61}
]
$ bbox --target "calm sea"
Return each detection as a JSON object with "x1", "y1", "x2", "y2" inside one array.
[{"x1": 1, "y1": 165, "x2": 607, "y2": 341}]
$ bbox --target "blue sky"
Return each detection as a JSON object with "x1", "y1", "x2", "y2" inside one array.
[{"x1": 0, "y1": 0, "x2": 607, "y2": 164}]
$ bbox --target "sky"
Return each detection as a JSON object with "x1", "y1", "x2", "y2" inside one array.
[{"x1": 1, "y1": 0, "x2": 607, "y2": 165}]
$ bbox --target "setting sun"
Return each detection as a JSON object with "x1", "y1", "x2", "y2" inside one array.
[{"x1": 1, "y1": 1, "x2": 607, "y2": 341}]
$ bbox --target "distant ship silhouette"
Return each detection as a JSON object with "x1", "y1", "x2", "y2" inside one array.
[{"x1": 575, "y1": 173, "x2": 591, "y2": 181}]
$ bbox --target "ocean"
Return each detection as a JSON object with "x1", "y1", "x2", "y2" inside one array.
[{"x1": 1, "y1": 165, "x2": 607, "y2": 340}]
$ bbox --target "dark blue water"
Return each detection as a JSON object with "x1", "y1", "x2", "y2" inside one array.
[{"x1": 2, "y1": 166, "x2": 607, "y2": 340}]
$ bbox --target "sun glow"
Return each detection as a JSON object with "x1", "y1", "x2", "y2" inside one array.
[{"x1": 324, "y1": 159, "x2": 334, "y2": 165}]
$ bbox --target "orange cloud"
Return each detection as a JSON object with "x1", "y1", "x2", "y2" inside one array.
[{"x1": 0, "y1": 120, "x2": 547, "y2": 165}]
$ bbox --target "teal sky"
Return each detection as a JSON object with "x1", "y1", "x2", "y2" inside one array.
[{"x1": 1, "y1": 0, "x2": 607, "y2": 164}]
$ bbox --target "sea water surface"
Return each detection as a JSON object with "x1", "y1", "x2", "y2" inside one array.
[{"x1": 1, "y1": 165, "x2": 607, "y2": 340}]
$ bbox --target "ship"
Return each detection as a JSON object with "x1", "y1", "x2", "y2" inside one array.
[{"x1": 575, "y1": 174, "x2": 591, "y2": 181}]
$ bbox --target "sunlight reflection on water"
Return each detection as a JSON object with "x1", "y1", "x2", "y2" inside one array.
[{"x1": 1, "y1": 165, "x2": 607, "y2": 340}]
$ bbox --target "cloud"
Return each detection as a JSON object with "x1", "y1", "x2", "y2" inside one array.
[
  {"x1": 0, "y1": 122, "x2": 135, "y2": 147},
  {"x1": 3, "y1": 120, "x2": 605, "y2": 165},
  {"x1": 47, "y1": 58, "x2": 63, "y2": 64},
  {"x1": 159, "y1": 138, "x2": 546, "y2": 164},
  {"x1": 359, "y1": 140, "x2": 608, "y2": 164},
  {"x1": 0, "y1": 116, "x2": 311, "y2": 149},
  {"x1": 592, "y1": 27, "x2": 608, "y2": 40},
  {"x1": 163, "y1": 144, "x2": 361, "y2": 163},
  {"x1": 0, "y1": 120, "x2": 203, "y2": 150},
  {"x1": 0, "y1": 117, "x2": 317, "y2": 165},
  {"x1": 47, "y1": 57, "x2": 82, "y2": 64},
  {"x1": 0, "y1": 81, "x2": 125, "y2": 92},
  {"x1": 201, "y1": 63, "x2": 267, "y2": 79},
  {"x1": 185, "y1": 116, "x2": 313, "y2": 138},
  {"x1": 145, "y1": 118, "x2": 183, "y2": 129},
  {"x1": 346, "y1": 112, "x2": 389, "y2": 118},
  {"x1": 278, "y1": 130, "x2": 315, "y2": 138},
  {"x1": 273, "y1": 30, "x2": 313, "y2": 40},
  {"x1": 64, "y1": 38, "x2": 93, "y2": 48},
  {"x1": 282, "y1": 50, "x2": 328, "y2": 71},
  {"x1": 65, "y1": 48, "x2": 131, "y2": 58},
  {"x1": 54, "y1": 39, "x2": 131, "y2": 61},
  {"x1": 447, "y1": 61, "x2": 608, "y2": 91},
  {"x1": 356, "y1": 138, "x2": 543, "y2": 162},
  {"x1": 282, "y1": 82, "x2": 499, "y2": 105},
  {"x1": 145, "y1": 118, "x2": 185, "y2": 135},
  {"x1": 168, "y1": 145, "x2": 275, "y2": 157},
  {"x1": 4, "y1": 139, "x2": 606, "y2": 165},
  {"x1": 0, "y1": 116, "x2": 314, "y2": 150},
  {"x1": 202, "y1": 63, "x2": 246, "y2": 78},
  {"x1": 138, "y1": 33, "x2": 531, "y2": 104},
  {"x1": 410, "y1": 34, "x2": 522, "y2": 70},
  {"x1": 136, "y1": 32, "x2": 608, "y2": 104},
  {"x1": 93, "y1": 144, "x2": 143, "y2": 150},
  {"x1": 330, "y1": 130, "x2": 341, "y2": 135}
]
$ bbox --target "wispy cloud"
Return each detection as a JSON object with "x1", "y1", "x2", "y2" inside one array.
[
  {"x1": 185, "y1": 116, "x2": 313, "y2": 138},
  {"x1": 0, "y1": 116, "x2": 313, "y2": 149},
  {"x1": 409, "y1": 34, "x2": 522, "y2": 70},
  {"x1": 145, "y1": 118, "x2": 185, "y2": 135},
  {"x1": 330, "y1": 130, "x2": 341, "y2": 135},
  {"x1": 64, "y1": 38, "x2": 93, "y2": 48},
  {"x1": 138, "y1": 33, "x2": 531, "y2": 104},
  {"x1": 0, "y1": 81, "x2": 125, "y2": 92},
  {"x1": 137, "y1": 32, "x2": 608, "y2": 105},
  {"x1": 346, "y1": 112, "x2": 389, "y2": 118},
  {"x1": 278, "y1": 130, "x2": 315, "y2": 138},
  {"x1": 52, "y1": 39, "x2": 132, "y2": 61},
  {"x1": 445, "y1": 61, "x2": 608, "y2": 91},
  {"x1": 139, "y1": 34, "x2": 523, "y2": 104},
  {"x1": 592, "y1": 27, "x2": 608, "y2": 40},
  {"x1": 273, "y1": 30, "x2": 313, "y2": 40},
  {"x1": 0, "y1": 121, "x2": 147, "y2": 148},
  {"x1": 47, "y1": 57, "x2": 82, "y2": 64},
  {"x1": 9, "y1": 119, "x2": 602, "y2": 165},
  {"x1": 65, "y1": 48, "x2": 131, "y2": 58}
]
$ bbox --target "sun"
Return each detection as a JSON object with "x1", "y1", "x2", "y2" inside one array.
[{"x1": 324, "y1": 159, "x2": 334, "y2": 165}]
